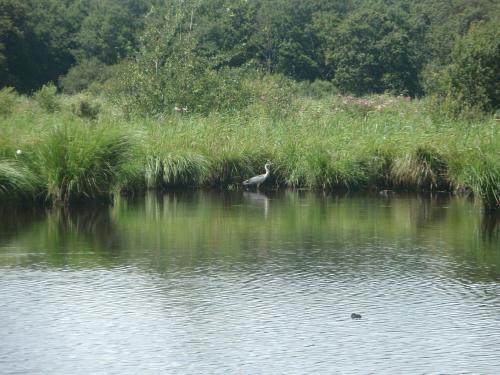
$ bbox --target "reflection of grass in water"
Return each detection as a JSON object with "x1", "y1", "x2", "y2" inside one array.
[
  {"x1": 43, "y1": 207, "x2": 122, "y2": 265},
  {"x1": 0, "y1": 192, "x2": 498, "y2": 281},
  {"x1": 109, "y1": 192, "x2": 500, "y2": 280},
  {"x1": 0, "y1": 205, "x2": 121, "y2": 268},
  {"x1": 0, "y1": 205, "x2": 46, "y2": 247}
]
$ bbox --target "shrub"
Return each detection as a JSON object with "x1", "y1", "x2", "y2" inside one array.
[
  {"x1": 297, "y1": 80, "x2": 337, "y2": 99},
  {"x1": 33, "y1": 84, "x2": 60, "y2": 113},
  {"x1": 111, "y1": 58, "x2": 253, "y2": 116},
  {"x1": 328, "y1": 8, "x2": 422, "y2": 96},
  {"x1": 70, "y1": 96, "x2": 101, "y2": 120},
  {"x1": 59, "y1": 59, "x2": 116, "y2": 94},
  {"x1": 107, "y1": 2, "x2": 256, "y2": 116},
  {"x1": 245, "y1": 73, "x2": 298, "y2": 118},
  {"x1": 424, "y1": 20, "x2": 500, "y2": 113},
  {"x1": 422, "y1": 94, "x2": 486, "y2": 121}
]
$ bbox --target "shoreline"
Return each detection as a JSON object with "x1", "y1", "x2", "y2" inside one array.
[
  {"x1": 1, "y1": 94, "x2": 498, "y2": 210},
  {"x1": 1, "y1": 186, "x2": 496, "y2": 212}
]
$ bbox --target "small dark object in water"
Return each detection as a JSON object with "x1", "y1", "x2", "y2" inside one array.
[{"x1": 351, "y1": 313, "x2": 362, "y2": 320}]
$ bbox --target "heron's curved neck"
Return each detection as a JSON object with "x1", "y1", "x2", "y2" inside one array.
[{"x1": 264, "y1": 165, "x2": 270, "y2": 175}]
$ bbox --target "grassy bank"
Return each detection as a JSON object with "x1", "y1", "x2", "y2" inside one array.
[{"x1": 0, "y1": 92, "x2": 498, "y2": 209}]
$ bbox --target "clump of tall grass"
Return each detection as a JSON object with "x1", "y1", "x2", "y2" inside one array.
[
  {"x1": 141, "y1": 122, "x2": 209, "y2": 188},
  {"x1": 26, "y1": 122, "x2": 133, "y2": 204},
  {"x1": 204, "y1": 153, "x2": 267, "y2": 187},
  {"x1": 276, "y1": 147, "x2": 367, "y2": 189},
  {"x1": 145, "y1": 152, "x2": 210, "y2": 188},
  {"x1": 0, "y1": 159, "x2": 39, "y2": 200},
  {"x1": 391, "y1": 145, "x2": 448, "y2": 191},
  {"x1": 447, "y1": 147, "x2": 500, "y2": 210},
  {"x1": 461, "y1": 159, "x2": 500, "y2": 210}
]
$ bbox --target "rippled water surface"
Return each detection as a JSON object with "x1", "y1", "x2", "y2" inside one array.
[{"x1": 1, "y1": 191, "x2": 499, "y2": 374}]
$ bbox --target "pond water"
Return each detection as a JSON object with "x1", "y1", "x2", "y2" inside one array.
[{"x1": 1, "y1": 191, "x2": 499, "y2": 374}]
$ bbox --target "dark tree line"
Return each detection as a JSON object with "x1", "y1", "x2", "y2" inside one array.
[
  {"x1": 0, "y1": 0, "x2": 151, "y2": 91},
  {"x1": 1, "y1": 0, "x2": 499, "y2": 109}
]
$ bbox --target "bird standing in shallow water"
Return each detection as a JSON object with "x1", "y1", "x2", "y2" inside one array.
[{"x1": 243, "y1": 162, "x2": 273, "y2": 190}]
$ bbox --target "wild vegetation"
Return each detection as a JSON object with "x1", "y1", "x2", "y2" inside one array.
[
  {"x1": 0, "y1": 86, "x2": 498, "y2": 209},
  {"x1": 0, "y1": 0, "x2": 499, "y2": 209}
]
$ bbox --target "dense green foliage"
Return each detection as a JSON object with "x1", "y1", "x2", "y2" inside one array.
[
  {"x1": 0, "y1": 0, "x2": 151, "y2": 91},
  {"x1": 426, "y1": 21, "x2": 500, "y2": 112},
  {"x1": 0, "y1": 0, "x2": 498, "y2": 111},
  {"x1": 59, "y1": 58, "x2": 116, "y2": 94}
]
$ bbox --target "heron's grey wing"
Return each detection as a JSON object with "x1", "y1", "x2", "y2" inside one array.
[{"x1": 243, "y1": 173, "x2": 265, "y2": 185}]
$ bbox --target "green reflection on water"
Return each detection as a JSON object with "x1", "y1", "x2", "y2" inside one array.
[{"x1": 0, "y1": 191, "x2": 498, "y2": 282}]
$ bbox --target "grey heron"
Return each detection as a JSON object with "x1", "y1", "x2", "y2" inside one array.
[{"x1": 242, "y1": 162, "x2": 273, "y2": 189}]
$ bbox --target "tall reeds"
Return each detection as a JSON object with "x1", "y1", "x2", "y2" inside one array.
[
  {"x1": 0, "y1": 93, "x2": 498, "y2": 209},
  {"x1": 28, "y1": 123, "x2": 132, "y2": 204},
  {"x1": 0, "y1": 159, "x2": 39, "y2": 200},
  {"x1": 0, "y1": 109, "x2": 133, "y2": 205}
]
